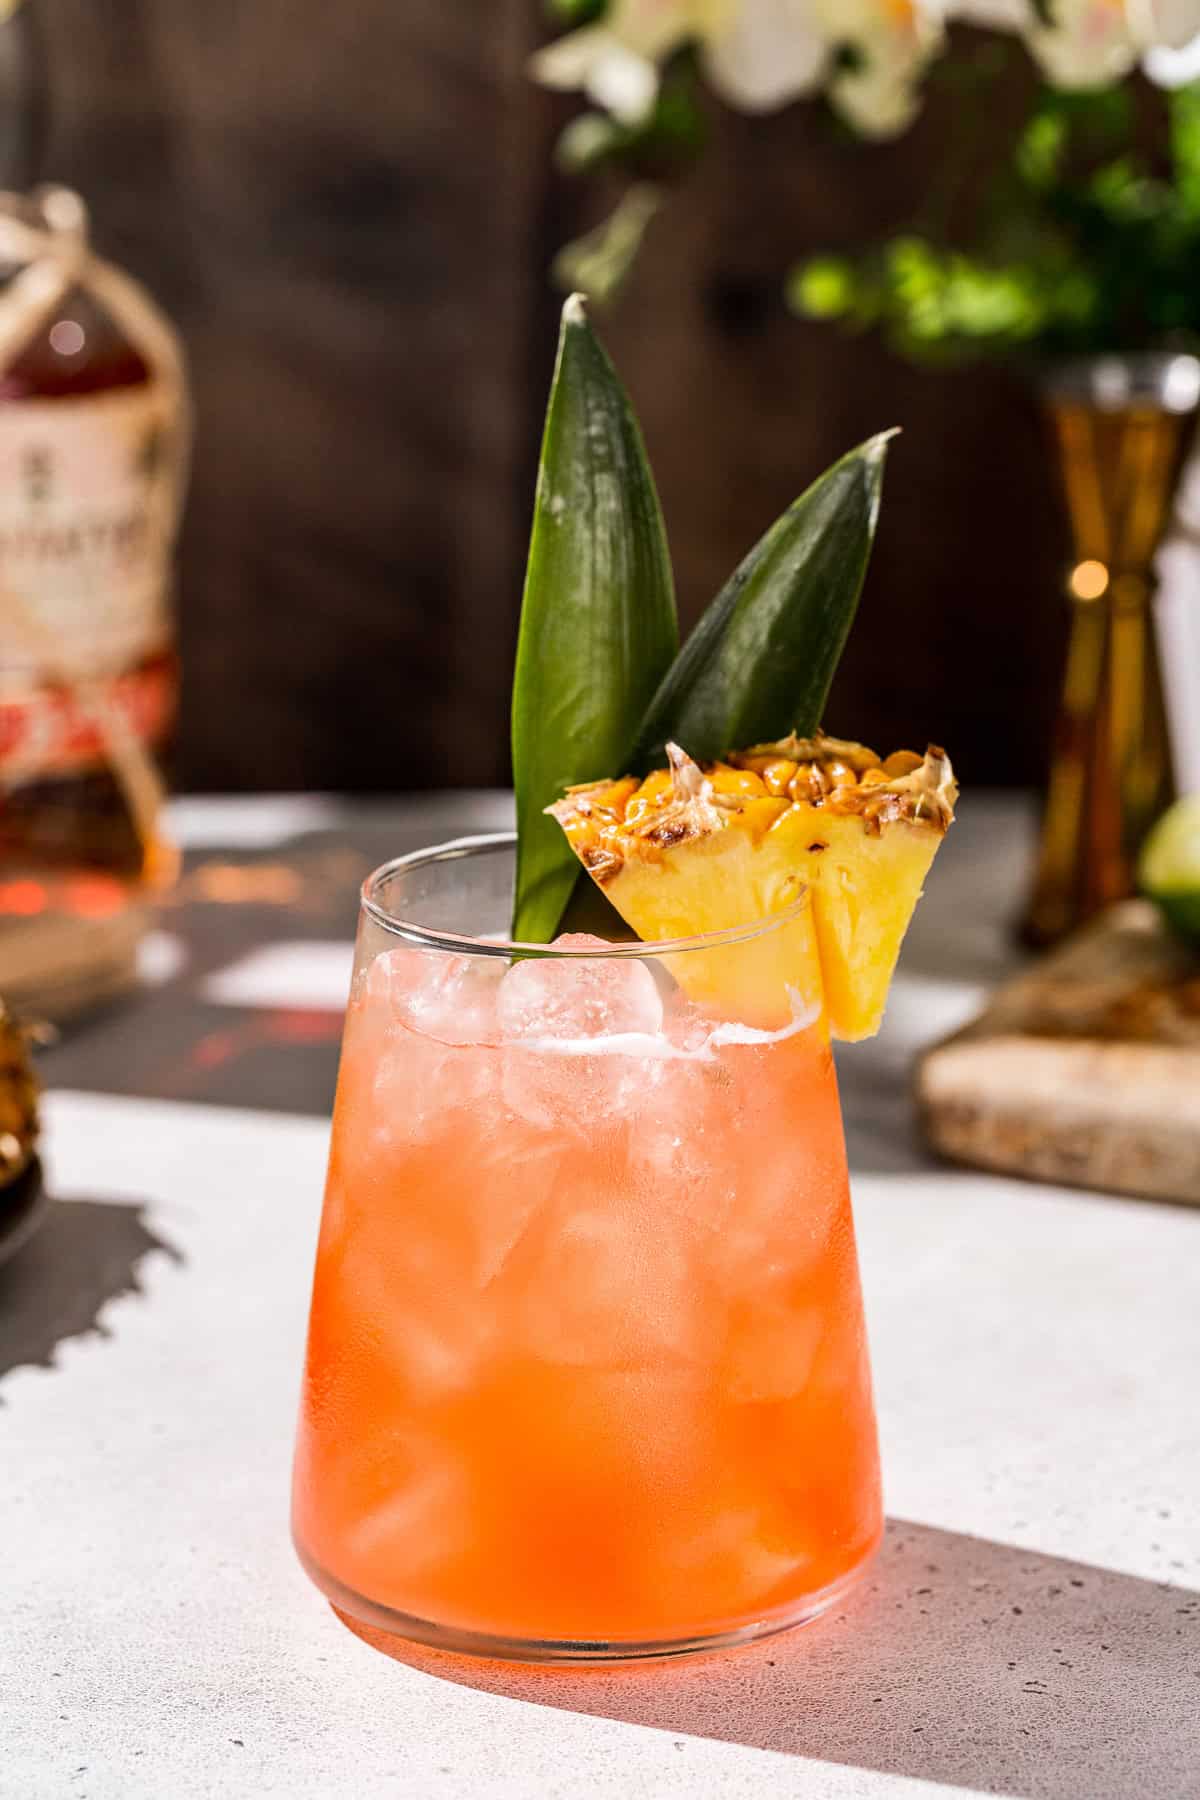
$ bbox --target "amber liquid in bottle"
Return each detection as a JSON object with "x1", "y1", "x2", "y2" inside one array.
[{"x1": 0, "y1": 277, "x2": 177, "y2": 888}]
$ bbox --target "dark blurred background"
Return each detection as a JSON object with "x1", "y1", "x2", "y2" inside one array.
[{"x1": 35, "y1": 1, "x2": 1068, "y2": 794}]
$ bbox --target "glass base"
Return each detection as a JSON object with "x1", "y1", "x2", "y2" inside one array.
[{"x1": 296, "y1": 1535, "x2": 879, "y2": 1665}]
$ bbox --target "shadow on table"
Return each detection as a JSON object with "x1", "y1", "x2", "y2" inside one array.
[
  {"x1": 0, "y1": 1193, "x2": 180, "y2": 1392},
  {"x1": 341, "y1": 1519, "x2": 1199, "y2": 1800}
]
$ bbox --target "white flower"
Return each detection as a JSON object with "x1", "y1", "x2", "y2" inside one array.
[
  {"x1": 1019, "y1": 1, "x2": 1200, "y2": 87},
  {"x1": 702, "y1": 0, "x2": 830, "y2": 112},
  {"x1": 817, "y1": 0, "x2": 946, "y2": 137},
  {"x1": 531, "y1": 0, "x2": 732, "y2": 124},
  {"x1": 948, "y1": 0, "x2": 1200, "y2": 61},
  {"x1": 946, "y1": 0, "x2": 1200, "y2": 42},
  {"x1": 1144, "y1": 30, "x2": 1200, "y2": 82},
  {"x1": 1022, "y1": 0, "x2": 1141, "y2": 86},
  {"x1": 532, "y1": 26, "x2": 659, "y2": 122},
  {"x1": 945, "y1": 0, "x2": 1033, "y2": 28},
  {"x1": 1135, "y1": 2, "x2": 1200, "y2": 87},
  {"x1": 1139, "y1": 0, "x2": 1200, "y2": 46},
  {"x1": 531, "y1": 0, "x2": 1200, "y2": 137}
]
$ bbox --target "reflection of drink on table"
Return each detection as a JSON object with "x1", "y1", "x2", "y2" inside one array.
[{"x1": 293, "y1": 843, "x2": 882, "y2": 1659}]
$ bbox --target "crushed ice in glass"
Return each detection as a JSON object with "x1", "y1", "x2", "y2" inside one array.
[{"x1": 495, "y1": 933, "x2": 667, "y2": 1131}]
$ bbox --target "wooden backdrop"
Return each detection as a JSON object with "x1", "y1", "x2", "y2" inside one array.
[{"x1": 37, "y1": 1, "x2": 1070, "y2": 792}]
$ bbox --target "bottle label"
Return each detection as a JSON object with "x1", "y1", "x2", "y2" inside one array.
[
  {"x1": 0, "y1": 656, "x2": 175, "y2": 781},
  {"x1": 0, "y1": 381, "x2": 180, "y2": 689}
]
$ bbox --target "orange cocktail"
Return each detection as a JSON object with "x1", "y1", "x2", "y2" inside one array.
[{"x1": 292, "y1": 836, "x2": 881, "y2": 1660}]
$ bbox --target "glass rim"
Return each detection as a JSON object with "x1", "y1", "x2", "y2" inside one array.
[{"x1": 360, "y1": 832, "x2": 809, "y2": 959}]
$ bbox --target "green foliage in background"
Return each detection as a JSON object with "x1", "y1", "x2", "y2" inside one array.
[
  {"x1": 544, "y1": 0, "x2": 606, "y2": 25},
  {"x1": 792, "y1": 77, "x2": 1200, "y2": 363}
]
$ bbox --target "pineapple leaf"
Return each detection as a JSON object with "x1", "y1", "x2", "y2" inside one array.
[
  {"x1": 631, "y1": 431, "x2": 895, "y2": 771},
  {"x1": 511, "y1": 293, "x2": 677, "y2": 942}
]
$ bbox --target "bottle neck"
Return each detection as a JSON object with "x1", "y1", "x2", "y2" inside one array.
[{"x1": 0, "y1": 1, "x2": 48, "y2": 193}]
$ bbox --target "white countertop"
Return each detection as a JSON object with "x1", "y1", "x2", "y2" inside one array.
[{"x1": 4, "y1": 794, "x2": 1198, "y2": 1800}]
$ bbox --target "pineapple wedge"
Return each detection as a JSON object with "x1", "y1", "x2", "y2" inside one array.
[{"x1": 548, "y1": 734, "x2": 956, "y2": 1040}]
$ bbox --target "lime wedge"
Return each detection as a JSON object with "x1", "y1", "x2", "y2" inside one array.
[{"x1": 1139, "y1": 796, "x2": 1200, "y2": 945}]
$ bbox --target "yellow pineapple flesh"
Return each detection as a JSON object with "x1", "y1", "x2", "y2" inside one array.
[{"x1": 548, "y1": 734, "x2": 957, "y2": 1040}]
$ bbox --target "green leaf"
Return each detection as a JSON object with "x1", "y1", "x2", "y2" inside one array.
[
  {"x1": 511, "y1": 294, "x2": 677, "y2": 941},
  {"x1": 551, "y1": 187, "x2": 663, "y2": 307},
  {"x1": 631, "y1": 432, "x2": 895, "y2": 770}
]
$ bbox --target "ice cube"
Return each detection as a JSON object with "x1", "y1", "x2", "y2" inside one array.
[
  {"x1": 497, "y1": 934, "x2": 663, "y2": 1044},
  {"x1": 357, "y1": 946, "x2": 503, "y2": 1144},
  {"x1": 716, "y1": 1137, "x2": 846, "y2": 1285},
  {"x1": 348, "y1": 1447, "x2": 475, "y2": 1583},
  {"x1": 468, "y1": 1122, "x2": 564, "y2": 1286},
  {"x1": 510, "y1": 1189, "x2": 718, "y2": 1370},
  {"x1": 362, "y1": 945, "x2": 501, "y2": 1046},
  {"x1": 672, "y1": 1504, "x2": 810, "y2": 1602},
  {"x1": 352, "y1": 1221, "x2": 500, "y2": 1400},
  {"x1": 497, "y1": 935, "x2": 666, "y2": 1132},
  {"x1": 380, "y1": 1300, "x2": 495, "y2": 1397},
  {"x1": 368, "y1": 1031, "x2": 497, "y2": 1150},
  {"x1": 501, "y1": 1040, "x2": 670, "y2": 1134},
  {"x1": 634, "y1": 1054, "x2": 731, "y2": 1192},
  {"x1": 723, "y1": 1299, "x2": 824, "y2": 1403}
]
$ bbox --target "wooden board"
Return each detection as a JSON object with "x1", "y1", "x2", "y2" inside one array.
[{"x1": 917, "y1": 900, "x2": 1200, "y2": 1205}]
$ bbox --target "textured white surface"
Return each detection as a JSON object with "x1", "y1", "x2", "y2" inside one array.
[{"x1": 4, "y1": 1086, "x2": 1199, "y2": 1800}]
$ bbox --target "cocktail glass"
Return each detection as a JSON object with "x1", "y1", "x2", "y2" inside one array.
[{"x1": 292, "y1": 834, "x2": 881, "y2": 1662}]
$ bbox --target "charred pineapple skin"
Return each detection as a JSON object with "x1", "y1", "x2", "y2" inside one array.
[{"x1": 549, "y1": 733, "x2": 956, "y2": 1041}]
